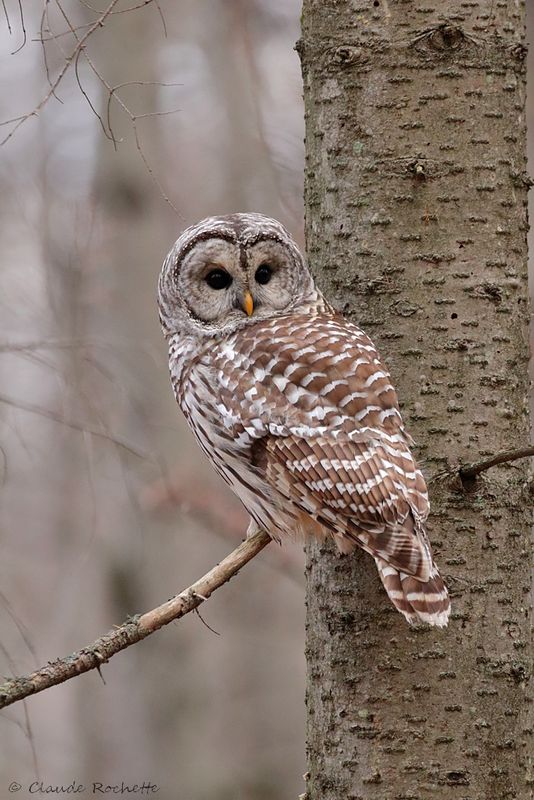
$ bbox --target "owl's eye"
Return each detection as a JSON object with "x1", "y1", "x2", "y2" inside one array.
[
  {"x1": 206, "y1": 269, "x2": 233, "y2": 290},
  {"x1": 255, "y1": 263, "x2": 273, "y2": 285}
]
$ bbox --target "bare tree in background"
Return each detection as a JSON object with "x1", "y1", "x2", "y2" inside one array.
[
  {"x1": 0, "y1": 3, "x2": 306, "y2": 798},
  {"x1": 300, "y1": 1, "x2": 533, "y2": 798}
]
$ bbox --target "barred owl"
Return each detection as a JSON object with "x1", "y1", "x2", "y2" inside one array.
[{"x1": 158, "y1": 213, "x2": 450, "y2": 627}]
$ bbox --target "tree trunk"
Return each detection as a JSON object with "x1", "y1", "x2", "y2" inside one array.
[{"x1": 300, "y1": 2, "x2": 533, "y2": 798}]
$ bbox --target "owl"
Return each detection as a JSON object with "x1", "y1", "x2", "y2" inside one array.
[{"x1": 158, "y1": 213, "x2": 450, "y2": 627}]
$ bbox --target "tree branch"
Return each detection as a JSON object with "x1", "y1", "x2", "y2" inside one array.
[
  {"x1": 5, "y1": 442, "x2": 529, "y2": 711},
  {"x1": 0, "y1": 392, "x2": 149, "y2": 460},
  {"x1": 459, "y1": 445, "x2": 534, "y2": 481},
  {"x1": 0, "y1": 530, "x2": 271, "y2": 710},
  {"x1": 1, "y1": 0, "x2": 122, "y2": 146}
]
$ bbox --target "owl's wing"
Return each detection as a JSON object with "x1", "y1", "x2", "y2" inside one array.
[
  {"x1": 213, "y1": 312, "x2": 432, "y2": 580},
  {"x1": 253, "y1": 433, "x2": 432, "y2": 581}
]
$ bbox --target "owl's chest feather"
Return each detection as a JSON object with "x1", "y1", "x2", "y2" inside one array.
[{"x1": 169, "y1": 334, "x2": 260, "y2": 481}]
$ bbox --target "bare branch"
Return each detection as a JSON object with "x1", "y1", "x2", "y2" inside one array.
[
  {"x1": 34, "y1": 19, "x2": 95, "y2": 44},
  {"x1": 459, "y1": 445, "x2": 534, "y2": 481},
  {"x1": 0, "y1": 392, "x2": 149, "y2": 459},
  {"x1": 3, "y1": 0, "x2": 179, "y2": 212},
  {"x1": 0, "y1": 530, "x2": 272, "y2": 710},
  {"x1": 74, "y1": 46, "x2": 113, "y2": 139},
  {"x1": 132, "y1": 122, "x2": 181, "y2": 216},
  {"x1": 0, "y1": 337, "x2": 128, "y2": 353},
  {"x1": 38, "y1": 3, "x2": 64, "y2": 101},
  {"x1": 152, "y1": 0, "x2": 167, "y2": 37},
  {"x1": 34, "y1": 2, "x2": 167, "y2": 43},
  {"x1": 1, "y1": 0, "x2": 121, "y2": 146},
  {"x1": 1, "y1": 0, "x2": 12, "y2": 34},
  {"x1": 0, "y1": 590, "x2": 39, "y2": 669},
  {"x1": 10, "y1": 0, "x2": 26, "y2": 54}
]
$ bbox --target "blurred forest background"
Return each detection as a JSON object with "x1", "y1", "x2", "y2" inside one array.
[{"x1": 0, "y1": 3, "x2": 532, "y2": 799}]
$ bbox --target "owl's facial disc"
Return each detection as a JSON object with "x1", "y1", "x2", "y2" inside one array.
[
  {"x1": 244, "y1": 239, "x2": 299, "y2": 315},
  {"x1": 159, "y1": 213, "x2": 317, "y2": 338},
  {"x1": 177, "y1": 237, "x2": 249, "y2": 325},
  {"x1": 177, "y1": 235, "x2": 301, "y2": 329}
]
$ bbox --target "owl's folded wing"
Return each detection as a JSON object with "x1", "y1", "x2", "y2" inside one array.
[
  {"x1": 209, "y1": 312, "x2": 433, "y2": 579},
  {"x1": 253, "y1": 432, "x2": 433, "y2": 581}
]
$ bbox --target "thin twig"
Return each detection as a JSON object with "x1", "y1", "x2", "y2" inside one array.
[
  {"x1": 132, "y1": 123, "x2": 181, "y2": 216},
  {"x1": 34, "y1": 1, "x2": 166, "y2": 43},
  {"x1": 152, "y1": 0, "x2": 167, "y2": 36},
  {"x1": 34, "y1": 19, "x2": 95, "y2": 44},
  {"x1": 39, "y1": 3, "x2": 63, "y2": 102},
  {"x1": 10, "y1": 0, "x2": 26, "y2": 54},
  {"x1": 0, "y1": 531, "x2": 271, "y2": 710},
  {"x1": 104, "y1": 80, "x2": 182, "y2": 150},
  {"x1": 1, "y1": 0, "x2": 12, "y2": 34},
  {"x1": 0, "y1": 392, "x2": 148, "y2": 459},
  {"x1": 54, "y1": 0, "x2": 114, "y2": 140},
  {"x1": 95, "y1": 69, "x2": 182, "y2": 213},
  {"x1": 459, "y1": 445, "x2": 534, "y2": 481},
  {"x1": 0, "y1": 337, "x2": 120, "y2": 353},
  {"x1": 74, "y1": 47, "x2": 113, "y2": 140}
]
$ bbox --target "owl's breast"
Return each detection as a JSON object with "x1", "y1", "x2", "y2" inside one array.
[
  {"x1": 167, "y1": 334, "x2": 198, "y2": 406},
  {"x1": 171, "y1": 336, "x2": 285, "y2": 525}
]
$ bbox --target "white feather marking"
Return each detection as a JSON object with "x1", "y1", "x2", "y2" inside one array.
[
  {"x1": 284, "y1": 362, "x2": 303, "y2": 378},
  {"x1": 301, "y1": 371, "x2": 325, "y2": 387},
  {"x1": 319, "y1": 379, "x2": 347, "y2": 395},
  {"x1": 380, "y1": 408, "x2": 401, "y2": 422},
  {"x1": 293, "y1": 346, "x2": 316, "y2": 358},
  {"x1": 381, "y1": 566, "x2": 398, "y2": 578},
  {"x1": 338, "y1": 392, "x2": 368, "y2": 408},
  {"x1": 310, "y1": 478, "x2": 334, "y2": 492},
  {"x1": 220, "y1": 342, "x2": 236, "y2": 360},
  {"x1": 355, "y1": 405, "x2": 383, "y2": 421},
  {"x1": 364, "y1": 371, "x2": 387, "y2": 387},
  {"x1": 375, "y1": 383, "x2": 394, "y2": 397},
  {"x1": 286, "y1": 384, "x2": 310, "y2": 404},
  {"x1": 406, "y1": 591, "x2": 446, "y2": 603},
  {"x1": 308, "y1": 350, "x2": 334, "y2": 363},
  {"x1": 273, "y1": 374, "x2": 290, "y2": 392}
]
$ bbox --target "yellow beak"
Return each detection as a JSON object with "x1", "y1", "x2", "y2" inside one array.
[{"x1": 243, "y1": 291, "x2": 254, "y2": 316}]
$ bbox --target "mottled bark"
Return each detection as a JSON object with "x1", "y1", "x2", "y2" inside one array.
[{"x1": 300, "y1": 2, "x2": 533, "y2": 799}]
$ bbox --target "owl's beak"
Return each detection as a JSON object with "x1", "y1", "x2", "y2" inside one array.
[{"x1": 242, "y1": 291, "x2": 254, "y2": 316}]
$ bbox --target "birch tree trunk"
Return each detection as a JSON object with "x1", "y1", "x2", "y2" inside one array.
[{"x1": 299, "y1": 2, "x2": 533, "y2": 798}]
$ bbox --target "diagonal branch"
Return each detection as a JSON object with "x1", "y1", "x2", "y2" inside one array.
[
  {"x1": 459, "y1": 445, "x2": 534, "y2": 481},
  {"x1": 0, "y1": 530, "x2": 271, "y2": 711},
  {"x1": 0, "y1": 392, "x2": 149, "y2": 459}
]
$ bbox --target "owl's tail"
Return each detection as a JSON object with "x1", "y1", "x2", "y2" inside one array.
[{"x1": 375, "y1": 556, "x2": 450, "y2": 627}]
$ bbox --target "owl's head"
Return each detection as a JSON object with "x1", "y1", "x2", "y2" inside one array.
[{"x1": 158, "y1": 213, "x2": 316, "y2": 338}]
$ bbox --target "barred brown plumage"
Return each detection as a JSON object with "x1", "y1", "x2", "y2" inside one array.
[{"x1": 158, "y1": 212, "x2": 450, "y2": 627}]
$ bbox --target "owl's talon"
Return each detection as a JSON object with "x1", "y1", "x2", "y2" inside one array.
[{"x1": 246, "y1": 519, "x2": 263, "y2": 539}]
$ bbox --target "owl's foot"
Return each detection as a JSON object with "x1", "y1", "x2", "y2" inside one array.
[{"x1": 246, "y1": 518, "x2": 263, "y2": 539}]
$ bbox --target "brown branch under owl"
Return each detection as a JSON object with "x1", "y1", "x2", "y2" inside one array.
[
  {"x1": 0, "y1": 530, "x2": 271, "y2": 711},
  {"x1": 1, "y1": 443, "x2": 530, "y2": 711}
]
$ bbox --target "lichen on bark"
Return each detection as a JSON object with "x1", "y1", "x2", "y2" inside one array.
[{"x1": 300, "y1": 2, "x2": 533, "y2": 798}]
